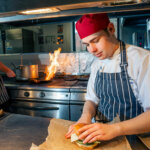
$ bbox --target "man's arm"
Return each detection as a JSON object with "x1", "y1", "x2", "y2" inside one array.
[
  {"x1": 78, "y1": 100, "x2": 97, "y2": 124},
  {"x1": 117, "y1": 110, "x2": 150, "y2": 136},
  {"x1": 78, "y1": 110, "x2": 150, "y2": 143},
  {"x1": 65, "y1": 100, "x2": 97, "y2": 138}
]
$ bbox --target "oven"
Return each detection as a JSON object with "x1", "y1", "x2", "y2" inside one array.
[
  {"x1": 8, "y1": 100, "x2": 69, "y2": 119},
  {"x1": 70, "y1": 88, "x2": 86, "y2": 121},
  {"x1": 6, "y1": 88, "x2": 70, "y2": 120},
  {"x1": 4, "y1": 76, "x2": 88, "y2": 121}
]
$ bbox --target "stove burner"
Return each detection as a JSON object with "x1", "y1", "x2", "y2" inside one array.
[
  {"x1": 30, "y1": 78, "x2": 52, "y2": 83},
  {"x1": 3, "y1": 74, "x2": 89, "y2": 88}
]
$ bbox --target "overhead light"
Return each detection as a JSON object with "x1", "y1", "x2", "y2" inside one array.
[{"x1": 20, "y1": 8, "x2": 60, "y2": 15}]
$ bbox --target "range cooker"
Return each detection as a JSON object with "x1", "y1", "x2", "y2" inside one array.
[{"x1": 3, "y1": 76, "x2": 88, "y2": 121}]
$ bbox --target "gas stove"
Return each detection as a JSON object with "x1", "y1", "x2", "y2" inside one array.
[{"x1": 3, "y1": 75, "x2": 88, "y2": 90}]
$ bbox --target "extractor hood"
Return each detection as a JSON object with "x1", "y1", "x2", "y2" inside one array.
[{"x1": 0, "y1": 0, "x2": 150, "y2": 23}]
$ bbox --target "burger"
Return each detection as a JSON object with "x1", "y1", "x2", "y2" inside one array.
[{"x1": 71, "y1": 123, "x2": 100, "y2": 150}]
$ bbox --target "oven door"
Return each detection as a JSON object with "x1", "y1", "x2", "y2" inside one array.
[
  {"x1": 70, "y1": 101, "x2": 84, "y2": 121},
  {"x1": 7, "y1": 100, "x2": 69, "y2": 120}
]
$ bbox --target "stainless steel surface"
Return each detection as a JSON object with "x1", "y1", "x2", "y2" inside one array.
[
  {"x1": 8, "y1": 89, "x2": 70, "y2": 100},
  {"x1": 0, "y1": 113, "x2": 50, "y2": 150},
  {"x1": 8, "y1": 101, "x2": 69, "y2": 120},
  {"x1": 5, "y1": 28, "x2": 34, "y2": 53},
  {"x1": 0, "y1": 1, "x2": 149, "y2": 23},
  {"x1": 0, "y1": 0, "x2": 139, "y2": 14},
  {"x1": 6, "y1": 83, "x2": 71, "y2": 91},
  {"x1": 70, "y1": 104, "x2": 84, "y2": 121},
  {"x1": 70, "y1": 92, "x2": 86, "y2": 102},
  {"x1": 4, "y1": 77, "x2": 87, "y2": 121},
  {"x1": 28, "y1": 64, "x2": 39, "y2": 79},
  {"x1": 12, "y1": 64, "x2": 39, "y2": 80},
  {"x1": 70, "y1": 87, "x2": 86, "y2": 121}
]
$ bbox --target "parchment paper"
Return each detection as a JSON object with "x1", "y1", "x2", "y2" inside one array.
[
  {"x1": 138, "y1": 133, "x2": 150, "y2": 149},
  {"x1": 30, "y1": 118, "x2": 132, "y2": 150}
]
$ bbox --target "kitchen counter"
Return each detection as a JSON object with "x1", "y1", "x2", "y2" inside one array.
[
  {"x1": 0, "y1": 113, "x2": 149, "y2": 150},
  {"x1": 1, "y1": 77, "x2": 149, "y2": 150},
  {"x1": 0, "y1": 113, "x2": 50, "y2": 150}
]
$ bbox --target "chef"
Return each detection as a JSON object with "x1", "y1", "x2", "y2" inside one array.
[
  {"x1": 66, "y1": 13, "x2": 150, "y2": 143},
  {"x1": 0, "y1": 61, "x2": 15, "y2": 108}
]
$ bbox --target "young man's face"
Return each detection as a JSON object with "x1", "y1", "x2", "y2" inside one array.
[{"x1": 82, "y1": 23, "x2": 118, "y2": 60}]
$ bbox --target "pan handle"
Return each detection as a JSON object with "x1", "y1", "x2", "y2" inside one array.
[{"x1": 11, "y1": 62, "x2": 17, "y2": 70}]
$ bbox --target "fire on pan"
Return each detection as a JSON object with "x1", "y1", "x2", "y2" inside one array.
[
  {"x1": 54, "y1": 73, "x2": 90, "y2": 81},
  {"x1": 63, "y1": 74, "x2": 89, "y2": 81},
  {"x1": 30, "y1": 73, "x2": 89, "y2": 83},
  {"x1": 30, "y1": 48, "x2": 61, "y2": 83},
  {"x1": 29, "y1": 77, "x2": 52, "y2": 83}
]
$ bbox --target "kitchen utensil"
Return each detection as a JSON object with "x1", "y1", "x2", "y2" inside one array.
[{"x1": 11, "y1": 63, "x2": 39, "y2": 81}]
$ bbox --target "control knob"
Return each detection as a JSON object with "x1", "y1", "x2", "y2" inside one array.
[
  {"x1": 24, "y1": 92, "x2": 30, "y2": 97},
  {"x1": 40, "y1": 92, "x2": 45, "y2": 98}
]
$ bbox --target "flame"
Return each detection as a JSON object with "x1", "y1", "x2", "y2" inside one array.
[{"x1": 45, "y1": 48, "x2": 61, "y2": 80}]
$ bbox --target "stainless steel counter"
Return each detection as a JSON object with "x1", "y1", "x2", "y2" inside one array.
[
  {"x1": 0, "y1": 113, "x2": 149, "y2": 150},
  {"x1": 0, "y1": 113, "x2": 50, "y2": 150},
  {"x1": 2, "y1": 77, "x2": 150, "y2": 150}
]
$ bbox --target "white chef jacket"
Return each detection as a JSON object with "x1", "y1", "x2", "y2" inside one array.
[{"x1": 85, "y1": 44, "x2": 150, "y2": 112}]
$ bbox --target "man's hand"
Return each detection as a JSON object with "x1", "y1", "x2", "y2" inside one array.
[
  {"x1": 65, "y1": 100, "x2": 96, "y2": 139},
  {"x1": 65, "y1": 116, "x2": 92, "y2": 139},
  {"x1": 78, "y1": 123, "x2": 121, "y2": 143},
  {"x1": 65, "y1": 124, "x2": 76, "y2": 139}
]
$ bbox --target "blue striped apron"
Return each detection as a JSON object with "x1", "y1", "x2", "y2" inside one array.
[{"x1": 94, "y1": 41, "x2": 143, "y2": 122}]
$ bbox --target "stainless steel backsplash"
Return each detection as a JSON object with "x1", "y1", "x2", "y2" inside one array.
[{"x1": 0, "y1": 52, "x2": 97, "y2": 75}]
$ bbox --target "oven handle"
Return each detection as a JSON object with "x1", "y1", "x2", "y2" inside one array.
[
  {"x1": 29, "y1": 106, "x2": 59, "y2": 110},
  {"x1": 12, "y1": 105, "x2": 59, "y2": 111}
]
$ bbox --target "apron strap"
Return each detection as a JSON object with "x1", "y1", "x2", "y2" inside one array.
[{"x1": 120, "y1": 41, "x2": 128, "y2": 69}]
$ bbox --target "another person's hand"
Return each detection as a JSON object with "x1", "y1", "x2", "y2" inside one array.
[
  {"x1": 6, "y1": 69, "x2": 16, "y2": 78},
  {"x1": 78, "y1": 123, "x2": 121, "y2": 143}
]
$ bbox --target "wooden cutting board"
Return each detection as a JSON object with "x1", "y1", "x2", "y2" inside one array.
[{"x1": 30, "y1": 118, "x2": 132, "y2": 150}]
